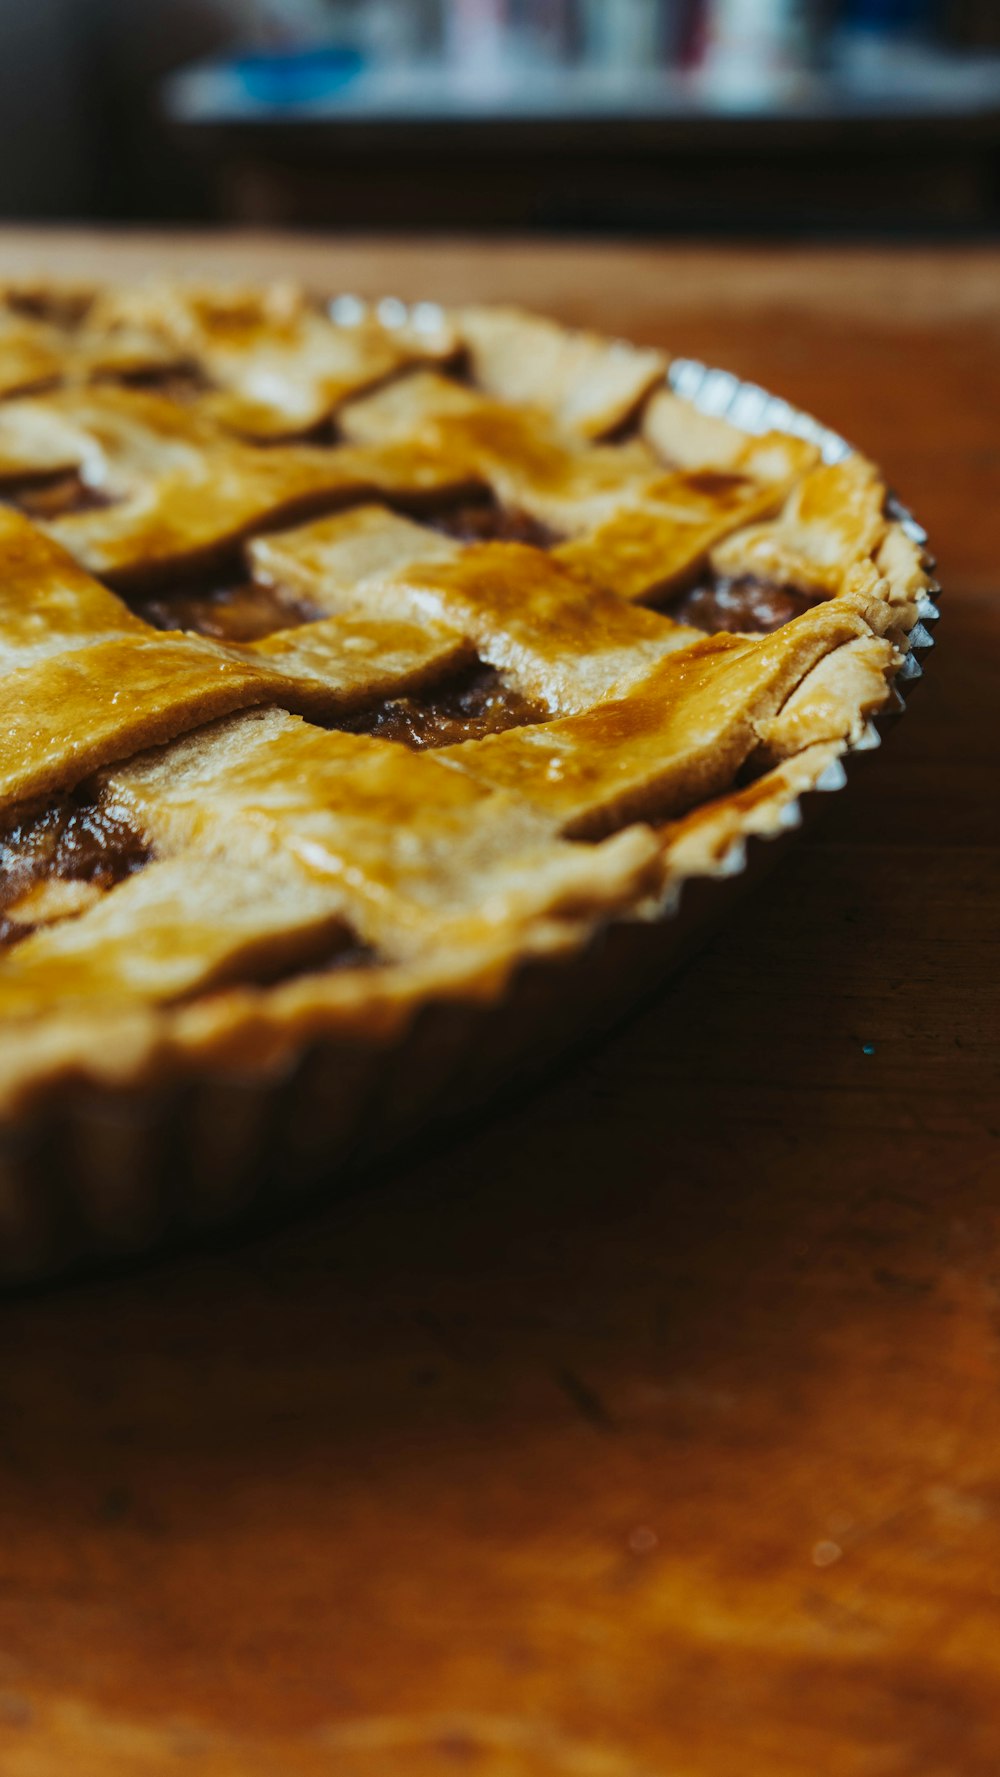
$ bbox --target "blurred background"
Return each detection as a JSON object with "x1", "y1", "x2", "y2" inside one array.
[{"x1": 1, "y1": 0, "x2": 998, "y2": 233}]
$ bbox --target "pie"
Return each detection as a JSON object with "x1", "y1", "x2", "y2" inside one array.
[{"x1": 0, "y1": 281, "x2": 936, "y2": 1137}]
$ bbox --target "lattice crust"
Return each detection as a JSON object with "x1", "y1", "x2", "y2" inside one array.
[
  {"x1": 0, "y1": 386, "x2": 392, "y2": 583},
  {"x1": 0, "y1": 708, "x2": 663, "y2": 1029},
  {"x1": 438, "y1": 599, "x2": 884, "y2": 837},
  {"x1": 0, "y1": 280, "x2": 458, "y2": 437},
  {"x1": 456, "y1": 306, "x2": 668, "y2": 438},
  {"x1": 643, "y1": 388, "x2": 817, "y2": 480},
  {"x1": 0, "y1": 298, "x2": 184, "y2": 401},
  {"x1": 0, "y1": 507, "x2": 502, "y2": 805},
  {"x1": 710, "y1": 455, "x2": 888, "y2": 595},
  {"x1": 248, "y1": 504, "x2": 701, "y2": 711},
  {"x1": 90, "y1": 282, "x2": 459, "y2": 439},
  {"x1": 0, "y1": 509, "x2": 288, "y2": 807},
  {"x1": 553, "y1": 469, "x2": 796, "y2": 604},
  {"x1": 337, "y1": 371, "x2": 822, "y2": 595},
  {"x1": 0, "y1": 285, "x2": 933, "y2": 1114}
]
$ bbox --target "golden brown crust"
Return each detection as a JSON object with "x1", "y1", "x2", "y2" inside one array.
[{"x1": 0, "y1": 283, "x2": 933, "y2": 1119}]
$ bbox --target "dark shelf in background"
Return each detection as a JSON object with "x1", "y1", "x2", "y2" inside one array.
[{"x1": 163, "y1": 54, "x2": 1000, "y2": 235}]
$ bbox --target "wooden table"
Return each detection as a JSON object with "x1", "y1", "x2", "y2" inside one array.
[{"x1": 0, "y1": 235, "x2": 997, "y2": 1777}]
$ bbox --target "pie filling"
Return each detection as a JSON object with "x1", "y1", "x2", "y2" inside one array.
[
  {"x1": 227, "y1": 931, "x2": 378, "y2": 991},
  {"x1": 5, "y1": 471, "x2": 116, "y2": 520},
  {"x1": 2, "y1": 288, "x2": 93, "y2": 326},
  {"x1": 0, "y1": 792, "x2": 152, "y2": 947},
  {"x1": 398, "y1": 491, "x2": 822, "y2": 637},
  {"x1": 131, "y1": 576, "x2": 325, "y2": 642},
  {"x1": 0, "y1": 790, "x2": 379, "y2": 984},
  {"x1": 99, "y1": 502, "x2": 825, "y2": 646},
  {"x1": 334, "y1": 661, "x2": 547, "y2": 750},
  {"x1": 667, "y1": 573, "x2": 825, "y2": 636},
  {"x1": 420, "y1": 491, "x2": 558, "y2": 549},
  {"x1": 109, "y1": 366, "x2": 209, "y2": 403}
]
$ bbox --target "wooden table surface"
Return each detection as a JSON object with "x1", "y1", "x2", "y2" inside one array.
[{"x1": 0, "y1": 234, "x2": 997, "y2": 1777}]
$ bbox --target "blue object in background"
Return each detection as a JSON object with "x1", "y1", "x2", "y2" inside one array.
[
  {"x1": 233, "y1": 46, "x2": 365, "y2": 107},
  {"x1": 838, "y1": 0, "x2": 930, "y2": 31}
]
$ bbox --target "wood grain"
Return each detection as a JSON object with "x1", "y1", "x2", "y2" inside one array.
[{"x1": 0, "y1": 235, "x2": 997, "y2": 1777}]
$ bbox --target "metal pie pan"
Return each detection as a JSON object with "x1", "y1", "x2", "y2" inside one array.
[{"x1": 0, "y1": 331, "x2": 939, "y2": 1285}]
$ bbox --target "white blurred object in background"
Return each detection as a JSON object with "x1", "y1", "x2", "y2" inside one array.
[
  {"x1": 580, "y1": 0, "x2": 670, "y2": 72},
  {"x1": 446, "y1": 0, "x2": 509, "y2": 84},
  {"x1": 698, "y1": 0, "x2": 818, "y2": 104}
]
